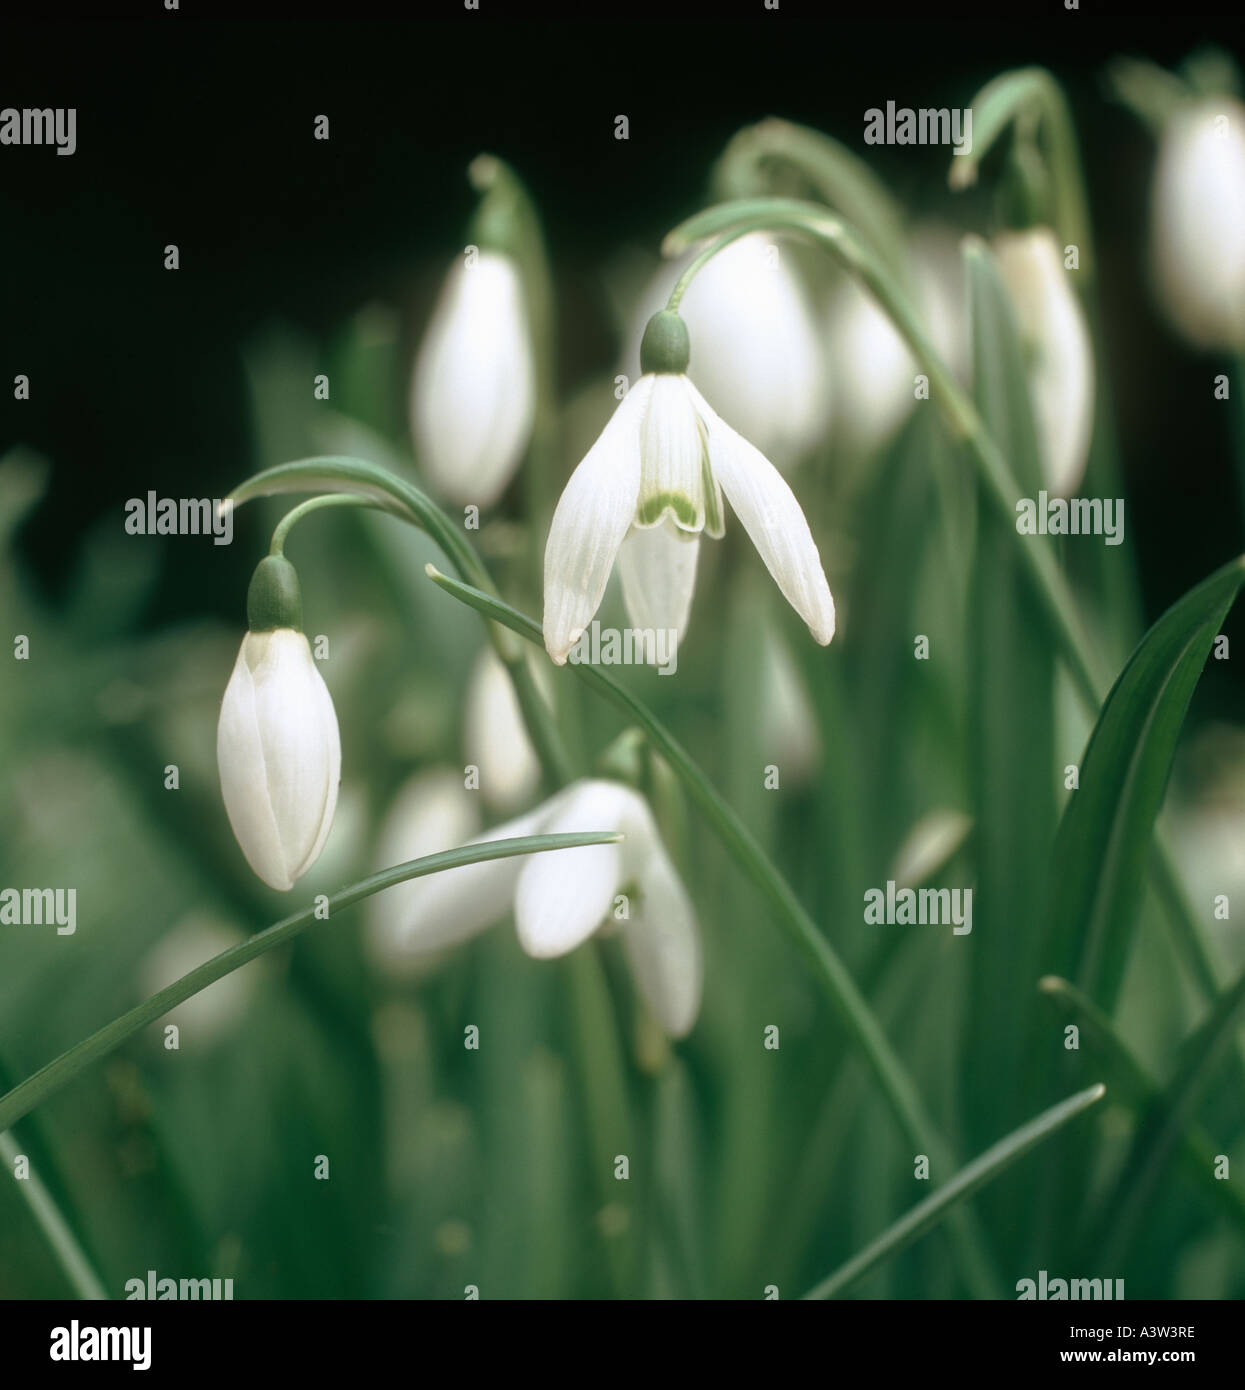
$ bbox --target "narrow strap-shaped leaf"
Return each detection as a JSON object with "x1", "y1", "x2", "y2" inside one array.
[
  {"x1": 803, "y1": 1084, "x2": 1106, "y2": 1299},
  {"x1": 1051, "y1": 556, "x2": 1245, "y2": 1010},
  {"x1": 0, "y1": 831, "x2": 620, "y2": 1136}
]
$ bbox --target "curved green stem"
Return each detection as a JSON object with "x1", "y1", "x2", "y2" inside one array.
[
  {"x1": 665, "y1": 227, "x2": 759, "y2": 312},
  {"x1": 0, "y1": 831, "x2": 619, "y2": 1137},
  {"x1": 268, "y1": 493, "x2": 384, "y2": 557},
  {"x1": 424, "y1": 565, "x2": 1001, "y2": 1298},
  {"x1": 948, "y1": 67, "x2": 1094, "y2": 281}
]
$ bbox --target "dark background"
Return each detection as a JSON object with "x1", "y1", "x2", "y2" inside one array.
[{"x1": 2, "y1": 8, "x2": 1243, "y2": 654}]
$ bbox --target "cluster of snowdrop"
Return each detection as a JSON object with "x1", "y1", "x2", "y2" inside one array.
[{"x1": 216, "y1": 92, "x2": 1244, "y2": 1036}]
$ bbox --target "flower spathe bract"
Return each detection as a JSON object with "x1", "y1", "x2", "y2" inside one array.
[
  {"x1": 371, "y1": 778, "x2": 703, "y2": 1038},
  {"x1": 993, "y1": 226, "x2": 1094, "y2": 499},
  {"x1": 543, "y1": 322, "x2": 836, "y2": 665},
  {"x1": 411, "y1": 249, "x2": 536, "y2": 507},
  {"x1": 217, "y1": 628, "x2": 341, "y2": 892},
  {"x1": 1152, "y1": 99, "x2": 1245, "y2": 351}
]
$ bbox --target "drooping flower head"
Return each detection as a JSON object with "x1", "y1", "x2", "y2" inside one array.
[
  {"x1": 543, "y1": 308, "x2": 836, "y2": 664},
  {"x1": 217, "y1": 555, "x2": 341, "y2": 891},
  {"x1": 367, "y1": 777, "x2": 702, "y2": 1038}
]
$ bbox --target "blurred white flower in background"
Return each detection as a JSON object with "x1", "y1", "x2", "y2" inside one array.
[
  {"x1": 140, "y1": 913, "x2": 262, "y2": 1047},
  {"x1": 1152, "y1": 99, "x2": 1245, "y2": 351},
  {"x1": 544, "y1": 310, "x2": 835, "y2": 664},
  {"x1": 411, "y1": 249, "x2": 536, "y2": 506},
  {"x1": 993, "y1": 226, "x2": 1095, "y2": 498},
  {"x1": 369, "y1": 778, "x2": 702, "y2": 1038},
  {"x1": 824, "y1": 228, "x2": 968, "y2": 457},
  {"x1": 759, "y1": 628, "x2": 822, "y2": 786},
  {"x1": 463, "y1": 647, "x2": 541, "y2": 813},
  {"x1": 217, "y1": 629, "x2": 341, "y2": 892},
  {"x1": 366, "y1": 767, "x2": 483, "y2": 978},
  {"x1": 635, "y1": 233, "x2": 830, "y2": 470}
]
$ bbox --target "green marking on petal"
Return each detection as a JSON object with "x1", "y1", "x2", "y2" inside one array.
[{"x1": 635, "y1": 489, "x2": 701, "y2": 530}]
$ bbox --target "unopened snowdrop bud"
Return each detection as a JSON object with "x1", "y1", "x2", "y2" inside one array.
[
  {"x1": 411, "y1": 249, "x2": 536, "y2": 507},
  {"x1": 993, "y1": 227, "x2": 1094, "y2": 498},
  {"x1": 637, "y1": 234, "x2": 830, "y2": 469},
  {"x1": 1152, "y1": 99, "x2": 1245, "y2": 351},
  {"x1": 217, "y1": 555, "x2": 342, "y2": 892}
]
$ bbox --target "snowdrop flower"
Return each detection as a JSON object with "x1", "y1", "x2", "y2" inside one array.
[
  {"x1": 1152, "y1": 99, "x2": 1245, "y2": 351},
  {"x1": 411, "y1": 249, "x2": 536, "y2": 507},
  {"x1": 635, "y1": 234, "x2": 829, "y2": 468},
  {"x1": 463, "y1": 646, "x2": 541, "y2": 812},
  {"x1": 217, "y1": 555, "x2": 341, "y2": 891},
  {"x1": 543, "y1": 309, "x2": 835, "y2": 664},
  {"x1": 375, "y1": 778, "x2": 702, "y2": 1038},
  {"x1": 993, "y1": 227, "x2": 1095, "y2": 498}
]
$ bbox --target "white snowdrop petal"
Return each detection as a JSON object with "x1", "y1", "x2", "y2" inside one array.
[
  {"x1": 412, "y1": 251, "x2": 536, "y2": 507},
  {"x1": 635, "y1": 374, "x2": 711, "y2": 532},
  {"x1": 513, "y1": 780, "x2": 635, "y2": 959},
  {"x1": 217, "y1": 629, "x2": 341, "y2": 891},
  {"x1": 218, "y1": 642, "x2": 289, "y2": 889},
  {"x1": 619, "y1": 823, "x2": 702, "y2": 1039},
  {"x1": 379, "y1": 799, "x2": 549, "y2": 956},
  {"x1": 543, "y1": 380, "x2": 648, "y2": 664},
  {"x1": 694, "y1": 387, "x2": 836, "y2": 645},
  {"x1": 616, "y1": 520, "x2": 700, "y2": 641}
]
